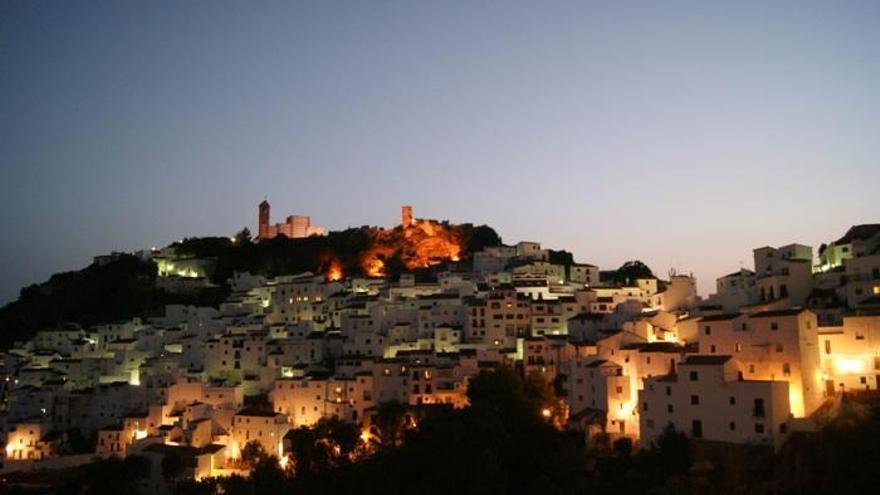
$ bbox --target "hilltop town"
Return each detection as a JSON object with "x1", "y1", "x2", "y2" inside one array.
[{"x1": 2, "y1": 205, "x2": 880, "y2": 492}]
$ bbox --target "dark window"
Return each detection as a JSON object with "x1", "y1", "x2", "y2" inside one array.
[
  {"x1": 690, "y1": 395, "x2": 700, "y2": 405},
  {"x1": 754, "y1": 398, "x2": 765, "y2": 418},
  {"x1": 692, "y1": 420, "x2": 703, "y2": 438},
  {"x1": 689, "y1": 371, "x2": 698, "y2": 381}
]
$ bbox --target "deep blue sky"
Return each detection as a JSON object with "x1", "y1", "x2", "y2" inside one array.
[{"x1": 1, "y1": 1, "x2": 878, "y2": 304}]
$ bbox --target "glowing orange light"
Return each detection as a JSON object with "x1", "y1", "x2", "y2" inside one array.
[
  {"x1": 326, "y1": 259, "x2": 344, "y2": 282},
  {"x1": 359, "y1": 217, "x2": 462, "y2": 276}
]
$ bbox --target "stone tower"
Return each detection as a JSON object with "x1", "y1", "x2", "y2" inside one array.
[
  {"x1": 258, "y1": 200, "x2": 270, "y2": 240},
  {"x1": 402, "y1": 205, "x2": 413, "y2": 228}
]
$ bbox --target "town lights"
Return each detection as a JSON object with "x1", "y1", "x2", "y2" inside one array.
[{"x1": 541, "y1": 408, "x2": 552, "y2": 419}]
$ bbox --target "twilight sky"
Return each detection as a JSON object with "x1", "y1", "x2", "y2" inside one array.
[{"x1": 1, "y1": 1, "x2": 879, "y2": 304}]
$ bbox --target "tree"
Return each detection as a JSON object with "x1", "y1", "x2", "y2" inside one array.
[
  {"x1": 234, "y1": 227, "x2": 253, "y2": 245},
  {"x1": 57, "y1": 456, "x2": 153, "y2": 495},
  {"x1": 649, "y1": 424, "x2": 690, "y2": 475},
  {"x1": 161, "y1": 450, "x2": 188, "y2": 479},
  {"x1": 251, "y1": 455, "x2": 289, "y2": 494},
  {"x1": 288, "y1": 416, "x2": 362, "y2": 478},
  {"x1": 608, "y1": 260, "x2": 655, "y2": 285},
  {"x1": 613, "y1": 437, "x2": 633, "y2": 458},
  {"x1": 124, "y1": 454, "x2": 152, "y2": 480},
  {"x1": 547, "y1": 250, "x2": 574, "y2": 266},
  {"x1": 241, "y1": 440, "x2": 270, "y2": 468},
  {"x1": 372, "y1": 400, "x2": 408, "y2": 447},
  {"x1": 315, "y1": 416, "x2": 360, "y2": 461}
]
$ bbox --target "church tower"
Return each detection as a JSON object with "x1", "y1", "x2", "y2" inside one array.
[{"x1": 258, "y1": 200, "x2": 270, "y2": 240}]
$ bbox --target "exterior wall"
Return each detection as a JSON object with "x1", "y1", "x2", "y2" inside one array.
[
  {"x1": 204, "y1": 333, "x2": 269, "y2": 383},
  {"x1": 570, "y1": 264, "x2": 599, "y2": 286},
  {"x1": 753, "y1": 245, "x2": 813, "y2": 307},
  {"x1": 639, "y1": 360, "x2": 791, "y2": 450},
  {"x1": 845, "y1": 254, "x2": 880, "y2": 306},
  {"x1": 4, "y1": 423, "x2": 50, "y2": 461},
  {"x1": 229, "y1": 413, "x2": 288, "y2": 460},
  {"x1": 96, "y1": 428, "x2": 126, "y2": 456},
  {"x1": 256, "y1": 201, "x2": 325, "y2": 241},
  {"x1": 819, "y1": 315, "x2": 880, "y2": 393},
  {"x1": 485, "y1": 290, "x2": 530, "y2": 348},
  {"x1": 566, "y1": 359, "x2": 618, "y2": 415},
  {"x1": 515, "y1": 242, "x2": 542, "y2": 259},
  {"x1": 659, "y1": 276, "x2": 698, "y2": 311},
  {"x1": 712, "y1": 269, "x2": 757, "y2": 312},
  {"x1": 696, "y1": 310, "x2": 821, "y2": 417},
  {"x1": 271, "y1": 375, "x2": 375, "y2": 427},
  {"x1": 529, "y1": 301, "x2": 566, "y2": 336}
]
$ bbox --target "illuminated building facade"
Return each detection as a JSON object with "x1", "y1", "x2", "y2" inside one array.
[{"x1": 257, "y1": 200, "x2": 325, "y2": 241}]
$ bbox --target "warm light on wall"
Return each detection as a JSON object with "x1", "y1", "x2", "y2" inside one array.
[
  {"x1": 227, "y1": 440, "x2": 240, "y2": 459},
  {"x1": 789, "y1": 387, "x2": 805, "y2": 418},
  {"x1": 616, "y1": 401, "x2": 635, "y2": 420},
  {"x1": 834, "y1": 357, "x2": 866, "y2": 375}
]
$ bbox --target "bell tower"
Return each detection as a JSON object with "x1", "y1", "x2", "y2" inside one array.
[{"x1": 258, "y1": 200, "x2": 270, "y2": 240}]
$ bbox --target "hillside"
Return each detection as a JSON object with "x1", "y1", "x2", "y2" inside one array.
[{"x1": 0, "y1": 223, "x2": 501, "y2": 350}]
